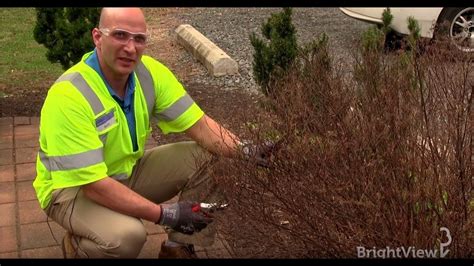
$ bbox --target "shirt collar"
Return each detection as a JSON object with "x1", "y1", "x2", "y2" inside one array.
[{"x1": 85, "y1": 49, "x2": 136, "y2": 106}]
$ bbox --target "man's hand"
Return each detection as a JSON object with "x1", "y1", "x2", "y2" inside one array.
[
  {"x1": 240, "y1": 140, "x2": 277, "y2": 167},
  {"x1": 157, "y1": 201, "x2": 213, "y2": 235}
]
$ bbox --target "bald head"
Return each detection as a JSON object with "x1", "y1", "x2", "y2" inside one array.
[{"x1": 99, "y1": 8, "x2": 146, "y2": 31}]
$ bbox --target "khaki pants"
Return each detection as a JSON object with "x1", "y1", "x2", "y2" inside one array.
[{"x1": 45, "y1": 141, "x2": 221, "y2": 258}]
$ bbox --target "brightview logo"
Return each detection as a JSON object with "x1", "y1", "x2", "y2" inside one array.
[{"x1": 356, "y1": 227, "x2": 452, "y2": 258}]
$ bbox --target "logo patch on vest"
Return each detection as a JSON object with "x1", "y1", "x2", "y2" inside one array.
[{"x1": 96, "y1": 109, "x2": 116, "y2": 132}]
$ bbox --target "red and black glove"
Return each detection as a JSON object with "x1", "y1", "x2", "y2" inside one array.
[{"x1": 157, "y1": 201, "x2": 213, "y2": 235}]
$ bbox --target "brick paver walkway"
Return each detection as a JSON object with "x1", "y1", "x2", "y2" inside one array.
[{"x1": 0, "y1": 116, "x2": 233, "y2": 258}]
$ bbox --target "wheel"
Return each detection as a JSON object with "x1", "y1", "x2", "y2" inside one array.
[{"x1": 436, "y1": 7, "x2": 474, "y2": 53}]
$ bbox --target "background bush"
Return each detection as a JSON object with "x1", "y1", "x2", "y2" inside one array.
[
  {"x1": 214, "y1": 11, "x2": 473, "y2": 258},
  {"x1": 250, "y1": 7, "x2": 298, "y2": 96},
  {"x1": 34, "y1": 8, "x2": 100, "y2": 70}
]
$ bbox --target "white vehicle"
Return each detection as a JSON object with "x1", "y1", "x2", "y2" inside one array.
[{"x1": 339, "y1": 8, "x2": 474, "y2": 52}]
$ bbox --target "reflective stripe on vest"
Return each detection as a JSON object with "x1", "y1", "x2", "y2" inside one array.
[
  {"x1": 55, "y1": 73, "x2": 104, "y2": 115},
  {"x1": 55, "y1": 62, "x2": 194, "y2": 124},
  {"x1": 54, "y1": 72, "x2": 107, "y2": 145},
  {"x1": 39, "y1": 147, "x2": 103, "y2": 171},
  {"x1": 54, "y1": 62, "x2": 156, "y2": 140},
  {"x1": 51, "y1": 62, "x2": 156, "y2": 180},
  {"x1": 135, "y1": 62, "x2": 155, "y2": 118},
  {"x1": 157, "y1": 93, "x2": 194, "y2": 122}
]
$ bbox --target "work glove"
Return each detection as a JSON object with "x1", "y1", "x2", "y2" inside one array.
[
  {"x1": 239, "y1": 140, "x2": 277, "y2": 168},
  {"x1": 157, "y1": 201, "x2": 213, "y2": 235}
]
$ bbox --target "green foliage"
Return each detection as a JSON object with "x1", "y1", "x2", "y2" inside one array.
[
  {"x1": 381, "y1": 8, "x2": 393, "y2": 35},
  {"x1": 402, "y1": 16, "x2": 423, "y2": 91},
  {"x1": 34, "y1": 8, "x2": 100, "y2": 70},
  {"x1": 250, "y1": 8, "x2": 298, "y2": 95},
  {"x1": 355, "y1": 25, "x2": 384, "y2": 95},
  {"x1": 407, "y1": 16, "x2": 421, "y2": 49},
  {"x1": 360, "y1": 8, "x2": 394, "y2": 54},
  {"x1": 299, "y1": 33, "x2": 331, "y2": 72},
  {"x1": 361, "y1": 26, "x2": 385, "y2": 54},
  {"x1": 355, "y1": 8, "x2": 393, "y2": 100}
]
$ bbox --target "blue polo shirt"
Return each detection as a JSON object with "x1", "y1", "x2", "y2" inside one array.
[{"x1": 85, "y1": 50, "x2": 138, "y2": 151}]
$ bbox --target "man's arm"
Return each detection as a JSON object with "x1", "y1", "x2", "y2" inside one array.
[
  {"x1": 185, "y1": 115, "x2": 240, "y2": 157},
  {"x1": 82, "y1": 177, "x2": 212, "y2": 234},
  {"x1": 82, "y1": 177, "x2": 162, "y2": 222}
]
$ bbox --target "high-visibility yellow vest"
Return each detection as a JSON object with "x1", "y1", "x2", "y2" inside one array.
[{"x1": 33, "y1": 51, "x2": 204, "y2": 209}]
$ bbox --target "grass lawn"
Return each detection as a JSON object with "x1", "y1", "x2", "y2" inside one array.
[{"x1": 0, "y1": 8, "x2": 63, "y2": 91}]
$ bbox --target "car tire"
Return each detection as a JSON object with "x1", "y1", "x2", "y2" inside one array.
[{"x1": 435, "y1": 7, "x2": 474, "y2": 53}]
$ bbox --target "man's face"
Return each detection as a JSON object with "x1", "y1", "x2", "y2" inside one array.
[{"x1": 93, "y1": 10, "x2": 147, "y2": 79}]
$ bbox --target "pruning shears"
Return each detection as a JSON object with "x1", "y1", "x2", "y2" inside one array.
[{"x1": 192, "y1": 203, "x2": 229, "y2": 213}]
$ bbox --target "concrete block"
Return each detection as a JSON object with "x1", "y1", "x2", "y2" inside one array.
[
  {"x1": 21, "y1": 246, "x2": 62, "y2": 258},
  {"x1": 0, "y1": 124, "x2": 13, "y2": 137},
  {"x1": 17, "y1": 181, "x2": 37, "y2": 202},
  {"x1": 16, "y1": 163, "x2": 36, "y2": 181},
  {"x1": 14, "y1": 117, "x2": 30, "y2": 126},
  {"x1": 0, "y1": 135, "x2": 13, "y2": 149},
  {"x1": 15, "y1": 134, "x2": 39, "y2": 148},
  {"x1": 20, "y1": 222, "x2": 65, "y2": 249},
  {"x1": 0, "y1": 182, "x2": 15, "y2": 204},
  {"x1": 0, "y1": 203, "x2": 16, "y2": 227},
  {"x1": 0, "y1": 165, "x2": 14, "y2": 182},
  {"x1": 19, "y1": 200, "x2": 47, "y2": 224},
  {"x1": 30, "y1": 117, "x2": 40, "y2": 125},
  {"x1": 0, "y1": 149, "x2": 13, "y2": 166},
  {"x1": 175, "y1": 24, "x2": 238, "y2": 77},
  {"x1": 0, "y1": 251, "x2": 19, "y2": 258},
  {"x1": 14, "y1": 125, "x2": 39, "y2": 136},
  {"x1": 0, "y1": 226, "x2": 17, "y2": 253},
  {"x1": 15, "y1": 147, "x2": 37, "y2": 164},
  {"x1": 0, "y1": 117, "x2": 13, "y2": 125}
]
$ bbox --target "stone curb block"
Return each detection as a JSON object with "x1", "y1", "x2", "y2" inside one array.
[{"x1": 175, "y1": 24, "x2": 238, "y2": 77}]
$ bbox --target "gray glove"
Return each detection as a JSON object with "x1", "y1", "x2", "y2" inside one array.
[
  {"x1": 157, "y1": 201, "x2": 213, "y2": 235},
  {"x1": 240, "y1": 140, "x2": 276, "y2": 167}
]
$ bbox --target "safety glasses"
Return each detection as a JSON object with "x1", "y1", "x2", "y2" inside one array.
[{"x1": 99, "y1": 28, "x2": 148, "y2": 47}]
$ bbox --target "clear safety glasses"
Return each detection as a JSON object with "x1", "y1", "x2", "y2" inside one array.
[{"x1": 99, "y1": 28, "x2": 148, "y2": 47}]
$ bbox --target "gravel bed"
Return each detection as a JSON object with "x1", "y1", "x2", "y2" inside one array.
[{"x1": 173, "y1": 8, "x2": 372, "y2": 93}]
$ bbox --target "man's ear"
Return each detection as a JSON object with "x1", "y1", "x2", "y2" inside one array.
[{"x1": 91, "y1": 28, "x2": 102, "y2": 47}]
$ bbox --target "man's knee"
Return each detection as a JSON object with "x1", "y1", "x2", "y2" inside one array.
[{"x1": 99, "y1": 222, "x2": 147, "y2": 258}]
